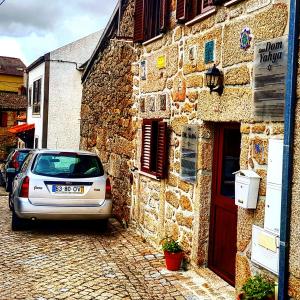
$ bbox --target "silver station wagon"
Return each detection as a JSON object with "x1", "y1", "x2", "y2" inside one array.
[{"x1": 10, "y1": 149, "x2": 112, "y2": 230}]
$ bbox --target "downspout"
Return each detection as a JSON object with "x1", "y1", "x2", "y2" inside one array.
[{"x1": 278, "y1": 1, "x2": 299, "y2": 299}]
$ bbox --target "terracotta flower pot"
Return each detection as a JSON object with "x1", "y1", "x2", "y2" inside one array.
[
  {"x1": 236, "y1": 293, "x2": 244, "y2": 300},
  {"x1": 164, "y1": 250, "x2": 184, "y2": 271},
  {"x1": 236, "y1": 293, "x2": 275, "y2": 300}
]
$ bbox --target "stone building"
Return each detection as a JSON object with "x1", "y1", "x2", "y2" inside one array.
[
  {"x1": 129, "y1": 0, "x2": 298, "y2": 298},
  {"x1": 81, "y1": 0, "x2": 300, "y2": 297},
  {"x1": 0, "y1": 56, "x2": 27, "y2": 159},
  {"x1": 81, "y1": 0, "x2": 136, "y2": 223}
]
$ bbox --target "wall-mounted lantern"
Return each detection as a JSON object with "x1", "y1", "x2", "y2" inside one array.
[{"x1": 205, "y1": 64, "x2": 224, "y2": 96}]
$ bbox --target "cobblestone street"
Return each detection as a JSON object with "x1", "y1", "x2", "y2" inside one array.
[{"x1": 0, "y1": 192, "x2": 234, "y2": 300}]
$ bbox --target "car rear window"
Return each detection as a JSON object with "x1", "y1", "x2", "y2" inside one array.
[
  {"x1": 18, "y1": 151, "x2": 30, "y2": 162},
  {"x1": 32, "y1": 153, "x2": 104, "y2": 178}
]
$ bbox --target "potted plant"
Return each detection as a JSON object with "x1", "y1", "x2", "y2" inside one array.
[
  {"x1": 161, "y1": 237, "x2": 184, "y2": 271},
  {"x1": 237, "y1": 275, "x2": 276, "y2": 300}
]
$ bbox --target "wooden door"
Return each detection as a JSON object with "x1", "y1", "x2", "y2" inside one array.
[{"x1": 208, "y1": 124, "x2": 241, "y2": 286}]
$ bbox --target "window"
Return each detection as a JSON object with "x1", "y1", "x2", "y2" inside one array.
[
  {"x1": 176, "y1": 0, "x2": 215, "y2": 22},
  {"x1": 0, "y1": 112, "x2": 8, "y2": 127},
  {"x1": 28, "y1": 87, "x2": 32, "y2": 107},
  {"x1": 32, "y1": 78, "x2": 42, "y2": 114},
  {"x1": 21, "y1": 152, "x2": 34, "y2": 173},
  {"x1": 34, "y1": 137, "x2": 39, "y2": 149},
  {"x1": 141, "y1": 119, "x2": 168, "y2": 178},
  {"x1": 133, "y1": 0, "x2": 168, "y2": 43}
]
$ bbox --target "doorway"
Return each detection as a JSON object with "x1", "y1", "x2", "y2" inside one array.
[{"x1": 208, "y1": 123, "x2": 241, "y2": 286}]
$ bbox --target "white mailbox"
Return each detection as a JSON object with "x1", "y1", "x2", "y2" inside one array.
[
  {"x1": 251, "y1": 225, "x2": 279, "y2": 274},
  {"x1": 235, "y1": 170, "x2": 261, "y2": 209}
]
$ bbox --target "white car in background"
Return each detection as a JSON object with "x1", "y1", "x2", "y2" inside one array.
[{"x1": 10, "y1": 149, "x2": 112, "y2": 231}]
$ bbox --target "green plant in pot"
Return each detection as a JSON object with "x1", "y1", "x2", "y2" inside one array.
[
  {"x1": 161, "y1": 237, "x2": 184, "y2": 271},
  {"x1": 238, "y1": 275, "x2": 275, "y2": 300}
]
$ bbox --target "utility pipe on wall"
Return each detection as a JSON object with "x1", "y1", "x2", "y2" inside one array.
[{"x1": 279, "y1": 1, "x2": 299, "y2": 299}]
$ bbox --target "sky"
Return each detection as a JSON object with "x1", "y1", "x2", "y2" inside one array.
[{"x1": 0, "y1": 0, "x2": 118, "y2": 66}]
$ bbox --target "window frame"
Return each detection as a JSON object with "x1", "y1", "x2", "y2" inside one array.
[
  {"x1": 32, "y1": 78, "x2": 42, "y2": 115},
  {"x1": 0, "y1": 112, "x2": 8, "y2": 128},
  {"x1": 28, "y1": 86, "x2": 32, "y2": 107},
  {"x1": 133, "y1": 0, "x2": 168, "y2": 43},
  {"x1": 176, "y1": 0, "x2": 216, "y2": 23}
]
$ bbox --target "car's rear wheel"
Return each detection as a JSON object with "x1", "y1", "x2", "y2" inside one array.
[{"x1": 11, "y1": 210, "x2": 26, "y2": 231}]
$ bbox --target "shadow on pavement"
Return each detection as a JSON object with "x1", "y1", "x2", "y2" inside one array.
[{"x1": 14, "y1": 218, "x2": 122, "y2": 237}]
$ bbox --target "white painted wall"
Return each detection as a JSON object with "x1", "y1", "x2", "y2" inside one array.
[
  {"x1": 27, "y1": 62, "x2": 45, "y2": 149},
  {"x1": 47, "y1": 31, "x2": 102, "y2": 150},
  {"x1": 27, "y1": 30, "x2": 102, "y2": 150}
]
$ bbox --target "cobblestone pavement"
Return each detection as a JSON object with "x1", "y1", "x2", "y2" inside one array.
[{"x1": 0, "y1": 192, "x2": 235, "y2": 300}]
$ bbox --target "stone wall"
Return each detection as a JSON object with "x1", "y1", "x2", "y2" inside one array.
[
  {"x1": 131, "y1": 0, "x2": 295, "y2": 295},
  {"x1": 80, "y1": 0, "x2": 136, "y2": 223}
]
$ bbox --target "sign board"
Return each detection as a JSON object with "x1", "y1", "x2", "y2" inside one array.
[
  {"x1": 156, "y1": 55, "x2": 166, "y2": 69},
  {"x1": 180, "y1": 125, "x2": 198, "y2": 183},
  {"x1": 253, "y1": 36, "x2": 288, "y2": 121}
]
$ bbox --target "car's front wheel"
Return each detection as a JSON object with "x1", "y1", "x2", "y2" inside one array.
[{"x1": 11, "y1": 210, "x2": 26, "y2": 231}]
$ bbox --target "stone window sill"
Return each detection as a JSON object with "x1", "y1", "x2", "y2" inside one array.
[
  {"x1": 142, "y1": 34, "x2": 164, "y2": 46},
  {"x1": 224, "y1": 0, "x2": 243, "y2": 7},
  {"x1": 32, "y1": 113, "x2": 41, "y2": 118},
  {"x1": 186, "y1": 7, "x2": 216, "y2": 26},
  {"x1": 138, "y1": 170, "x2": 160, "y2": 181}
]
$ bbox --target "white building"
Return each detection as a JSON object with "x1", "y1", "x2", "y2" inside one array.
[{"x1": 26, "y1": 31, "x2": 102, "y2": 149}]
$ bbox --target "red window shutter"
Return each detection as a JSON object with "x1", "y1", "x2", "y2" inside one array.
[
  {"x1": 160, "y1": 0, "x2": 168, "y2": 32},
  {"x1": 133, "y1": 0, "x2": 145, "y2": 43},
  {"x1": 141, "y1": 120, "x2": 153, "y2": 173},
  {"x1": 155, "y1": 121, "x2": 168, "y2": 179},
  {"x1": 1, "y1": 112, "x2": 8, "y2": 127},
  {"x1": 176, "y1": 0, "x2": 187, "y2": 21}
]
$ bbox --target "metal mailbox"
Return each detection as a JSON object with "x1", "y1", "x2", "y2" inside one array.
[
  {"x1": 251, "y1": 225, "x2": 279, "y2": 275},
  {"x1": 235, "y1": 170, "x2": 261, "y2": 209}
]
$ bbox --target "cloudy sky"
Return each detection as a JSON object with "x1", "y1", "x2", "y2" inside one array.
[{"x1": 0, "y1": 0, "x2": 118, "y2": 66}]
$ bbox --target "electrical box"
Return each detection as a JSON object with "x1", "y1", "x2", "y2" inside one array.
[
  {"x1": 264, "y1": 138, "x2": 283, "y2": 234},
  {"x1": 264, "y1": 183, "x2": 281, "y2": 234},
  {"x1": 251, "y1": 225, "x2": 279, "y2": 275},
  {"x1": 235, "y1": 170, "x2": 261, "y2": 209},
  {"x1": 267, "y1": 139, "x2": 283, "y2": 185}
]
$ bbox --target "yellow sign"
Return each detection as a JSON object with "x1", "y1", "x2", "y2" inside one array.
[
  {"x1": 156, "y1": 55, "x2": 166, "y2": 69},
  {"x1": 258, "y1": 232, "x2": 277, "y2": 252}
]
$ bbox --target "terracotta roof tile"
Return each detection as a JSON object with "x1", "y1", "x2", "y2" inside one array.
[
  {"x1": 0, "y1": 56, "x2": 26, "y2": 77},
  {"x1": 0, "y1": 92, "x2": 27, "y2": 110}
]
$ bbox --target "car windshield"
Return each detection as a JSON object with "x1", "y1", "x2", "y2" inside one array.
[{"x1": 32, "y1": 153, "x2": 104, "y2": 178}]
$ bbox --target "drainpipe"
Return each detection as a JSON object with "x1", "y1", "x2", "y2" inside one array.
[{"x1": 278, "y1": 1, "x2": 299, "y2": 299}]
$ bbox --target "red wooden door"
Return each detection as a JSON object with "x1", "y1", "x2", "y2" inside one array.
[{"x1": 208, "y1": 124, "x2": 241, "y2": 286}]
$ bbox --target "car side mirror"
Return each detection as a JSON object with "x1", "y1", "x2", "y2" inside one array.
[{"x1": 7, "y1": 167, "x2": 16, "y2": 174}]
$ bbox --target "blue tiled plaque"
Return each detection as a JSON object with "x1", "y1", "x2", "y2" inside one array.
[{"x1": 204, "y1": 41, "x2": 215, "y2": 64}]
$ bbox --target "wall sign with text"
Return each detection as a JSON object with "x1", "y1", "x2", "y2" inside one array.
[{"x1": 253, "y1": 36, "x2": 288, "y2": 121}]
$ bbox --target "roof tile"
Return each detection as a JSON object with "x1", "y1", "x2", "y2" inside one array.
[{"x1": 0, "y1": 92, "x2": 27, "y2": 110}]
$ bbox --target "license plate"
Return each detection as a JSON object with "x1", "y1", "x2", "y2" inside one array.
[{"x1": 52, "y1": 185, "x2": 84, "y2": 194}]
